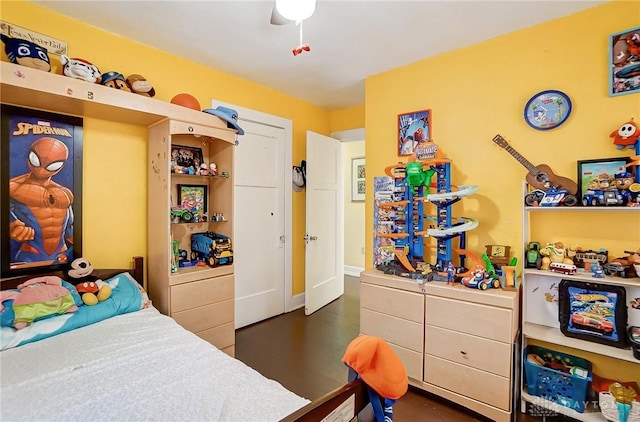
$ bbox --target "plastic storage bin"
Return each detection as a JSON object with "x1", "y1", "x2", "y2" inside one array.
[{"x1": 524, "y1": 345, "x2": 592, "y2": 413}]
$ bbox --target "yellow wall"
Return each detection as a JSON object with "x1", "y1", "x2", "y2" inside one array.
[
  {"x1": 1, "y1": 1, "x2": 333, "y2": 294},
  {"x1": 330, "y1": 105, "x2": 365, "y2": 133},
  {"x1": 365, "y1": 0, "x2": 640, "y2": 386},
  {"x1": 365, "y1": 1, "x2": 640, "y2": 267},
  {"x1": 343, "y1": 141, "x2": 366, "y2": 269}
]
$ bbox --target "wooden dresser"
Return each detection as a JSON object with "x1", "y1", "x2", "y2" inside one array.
[{"x1": 360, "y1": 268, "x2": 520, "y2": 422}]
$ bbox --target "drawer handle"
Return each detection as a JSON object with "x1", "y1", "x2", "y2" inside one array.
[{"x1": 460, "y1": 350, "x2": 467, "y2": 355}]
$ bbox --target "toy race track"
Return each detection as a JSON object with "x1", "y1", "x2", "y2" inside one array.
[{"x1": 373, "y1": 141, "x2": 481, "y2": 279}]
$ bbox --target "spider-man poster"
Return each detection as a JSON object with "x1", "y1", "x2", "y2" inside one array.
[{"x1": 1, "y1": 105, "x2": 83, "y2": 277}]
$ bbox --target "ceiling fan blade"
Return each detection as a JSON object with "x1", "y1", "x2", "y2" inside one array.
[{"x1": 270, "y1": 2, "x2": 294, "y2": 25}]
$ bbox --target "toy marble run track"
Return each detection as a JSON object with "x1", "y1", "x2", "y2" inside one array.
[{"x1": 375, "y1": 144, "x2": 480, "y2": 277}]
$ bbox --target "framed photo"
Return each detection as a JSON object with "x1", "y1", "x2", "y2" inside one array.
[
  {"x1": 577, "y1": 157, "x2": 632, "y2": 204},
  {"x1": 177, "y1": 184, "x2": 208, "y2": 215},
  {"x1": 171, "y1": 144, "x2": 204, "y2": 172},
  {"x1": 1, "y1": 104, "x2": 83, "y2": 277},
  {"x1": 398, "y1": 109, "x2": 431, "y2": 156},
  {"x1": 609, "y1": 26, "x2": 640, "y2": 97},
  {"x1": 351, "y1": 157, "x2": 365, "y2": 202}
]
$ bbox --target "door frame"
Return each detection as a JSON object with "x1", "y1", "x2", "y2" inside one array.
[
  {"x1": 211, "y1": 99, "x2": 295, "y2": 312},
  {"x1": 331, "y1": 128, "x2": 365, "y2": 277}
]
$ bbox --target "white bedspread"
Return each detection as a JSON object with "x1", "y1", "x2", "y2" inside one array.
[{"x1": 0, "y1": 307, "x2": 309, "y2": 421}]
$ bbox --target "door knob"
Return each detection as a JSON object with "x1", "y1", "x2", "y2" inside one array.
[{"x1": 303, "y1": 234, "x2": 318, "y2": 242}]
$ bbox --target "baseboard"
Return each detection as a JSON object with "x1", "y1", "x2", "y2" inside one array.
[
  {"x1": 344, "y1": 266, "x2": 364, "y2": 277},
  {"x1": 288, "y1": 293, "x2": 305, "y2": 312}
]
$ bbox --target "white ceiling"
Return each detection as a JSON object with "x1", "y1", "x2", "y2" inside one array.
[{"x1": 31, "y1": 0, "x2": 605, "y2": 110}]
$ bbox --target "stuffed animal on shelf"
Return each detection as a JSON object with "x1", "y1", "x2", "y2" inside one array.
[
  {"x1": 100, "y1": 71, "x2": 131, "y2": 91},
  {"x1": 1, "y1": 34, "x2": 51, "y2": 72},
  {"x1": 126, "y1": 74, "x2": 155, "y2": 97},
  {"x1": 540, "y1": 242, "x2": 576, "y2": 270},
  {"x1": 610, "y1": 118, "x2": 640, "y2": 150},
  {"x1": 66, "y1": 258, "x2": 111, "y2": 306},
  {"x1": 0, "y1": 276, "x2": 80, "y2": 329},
  {"x1": 60, "y1": 55, "x2": 101, "y2": 83}
]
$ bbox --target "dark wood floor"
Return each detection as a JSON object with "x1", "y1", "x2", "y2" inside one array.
[{"x1": 235, "y1": 276, "x2": 573, "y2": 421}]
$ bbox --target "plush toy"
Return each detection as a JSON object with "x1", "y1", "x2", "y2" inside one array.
[
  {"x1": 60, "y1": 55, "x2": 101, "y2": 83},
  {"x1": 126, "y1": 74, "x2": 155, "y2": 97},
  {"x1": 610, "y1": 118, "x2": 640, "y2": 150},
  {"x1": 66, "y1": 258, "x2": 111, "y2": 305},
  {"x1": 1, "y1": 34, "x2": 51, "y2": 72},
  {"x1": 540, "y1": 242, "x2": 576, "y2": 270},
  {"x1": 0, "y1": 276, "x2": 80, "y2": 329},
  {"x1": 100, "y1": 71, "x2": 131, "y2": 91}
]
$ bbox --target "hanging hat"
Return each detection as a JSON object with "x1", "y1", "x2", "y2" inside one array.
[
  {"x1": 292, "y1": 166, "x2": 305, "y2": 192},
  {"x1": 202, "y1": 106, "x2": 244, "y2": 135},
  {"x1": 342, "y1": 335, "x2": 408, "y2": 400}
]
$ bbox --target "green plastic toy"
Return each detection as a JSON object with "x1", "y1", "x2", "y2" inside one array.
[{"x1": 406, "y1": 162, "x2": 435, "y2": 193}]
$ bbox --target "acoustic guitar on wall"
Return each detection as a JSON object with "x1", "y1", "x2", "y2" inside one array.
[{"x1": 492, "y1": 134, "x2": 578, "y2": 195}]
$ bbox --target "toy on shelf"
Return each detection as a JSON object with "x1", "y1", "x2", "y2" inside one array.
[
  {"x1": 61, "y1": 55, "x2": 101, "y2": 83},
  {"x1": 171, "y1": 93, "x2": 201, "y2": 111},
  {"x1": 191, "y1": 232, "x2": 233, "y2": 267},
  {"x1": 626, "y1": 248, "x2": 640, "y2": 277},
  {"x1": 540, "y1": 241, "x2": 576, "y2": 270},
  {"x1": 526, "y1": 242, "x2": 542, "y2": 268},
  {"x1": 170, "y1": 206, "x2": 194, "y2": 223},
  {"x1": 66, "y1": 257, "x2": 111, "y2": 305},
  {"x1": 485, "y1": 244, "x2": 512, "y2": 268},
  {"x1": 591, "y1": 263, "x2": 605, "y2": 278},
  {"x1": 126, "y1": 74, "x2": 155, "y2": 97},
  {"x1": 372, "y1": 140, "x2": 483, "y2": 285},
  {"x1": 573, "y1": 248, "x2": 609, "y2": 269},
  {"x1": 100, "y1": 71, "x2": 130, "y2": 91},
  {"x1": 525, "y1": 185, "x2": 578, "y2": 207},
  {"x1": 1, "y1": 34, "x2": 51, "y2": 72}
]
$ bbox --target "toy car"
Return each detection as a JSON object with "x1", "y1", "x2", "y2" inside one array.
[
  {"x1": 191, "y1": 232, "x2": 234, "y2": 267},
  {"x1": 581, "y1": 189, "x2": 624, "y2": 206},
  {"x1": 602, "y1": 261, "x2": 636, "y2": 278},
  {"x1": 571, "y1": 312, "x2": 614, "y2": 334},
  {"x1": 549, "y1": 262, "x2": 577, "y2": 275},
  {"x1": 524, "y1": 187, "x2": 577, "y2": 207},
  {"x1": 170, "y1": 207, "x2": 194, "y2": 223}
]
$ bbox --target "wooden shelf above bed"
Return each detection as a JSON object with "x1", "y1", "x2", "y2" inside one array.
[{"x1": 0, "y1": 61, "x2": 236, "y2": 135}]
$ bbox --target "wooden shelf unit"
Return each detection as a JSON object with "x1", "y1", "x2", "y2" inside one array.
[
  {"x1": 147, "y1": 119, "x2": 236, "y2": 356},
  {"x1": 520, "y1": 190, "x2": 640, "y2": 420},
  {"x1": 1, "y1": 60, "x2": 238, "y2": 356}
]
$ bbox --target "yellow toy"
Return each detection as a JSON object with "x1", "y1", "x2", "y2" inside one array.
[{"x1": 540, "y1": 242, "x2": 576, "y2": 270}]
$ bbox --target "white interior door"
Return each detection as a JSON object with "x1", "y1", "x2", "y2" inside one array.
[
  {"x1": 233, "y1": 120, "x2": 286, "y2": 328},
  {"x1": 305, "y1": 131, "x2": 344, "y2": 315}
]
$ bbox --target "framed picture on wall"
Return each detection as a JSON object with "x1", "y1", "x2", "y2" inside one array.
[
  {"x1": 609, "y1": 26, "x2": 640, "y2": 96},
  {"x1": 577, "y1": 157, "x2": 632, "y2": 205},
  {"x1": 398, "y1": 109, "x2": 431, "y2": 156},
  {"x1": 1, "y1": 104, "x2": 83, "y2": 277},
  {"x1": 351, "y1": 157, "x2": 365, "y2": 202}
]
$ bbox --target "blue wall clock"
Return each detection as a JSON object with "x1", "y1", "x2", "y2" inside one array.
[{"x1": 524, "y1": 90, "x2": 572, "y2": 130}]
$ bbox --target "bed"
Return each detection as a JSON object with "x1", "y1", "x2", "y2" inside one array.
[{"x1": 0, "y1": 257, "x2": 369, "y2": 422}]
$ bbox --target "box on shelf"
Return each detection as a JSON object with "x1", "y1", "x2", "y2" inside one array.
[{"x1": 524, "y1": 345, "x2": 592, "y2": 413}]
